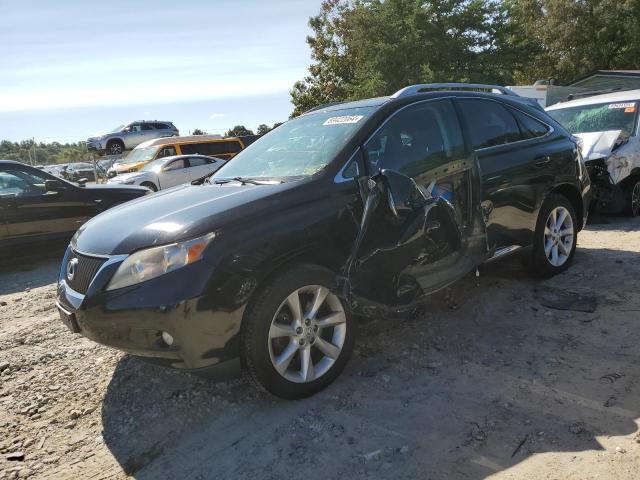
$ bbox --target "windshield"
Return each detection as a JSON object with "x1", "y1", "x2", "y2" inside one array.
[
  {"x1": 548, "y1": 101, "x2": 638, "y2": 136},
  {"x1": 212, "y1": 106, "x2": 375, "y2": 180},
  {"x1": 122, "y1": 146, "x2": 159, "y2": 164},
  {"x1": 109, "y1": 124, "x2": 125, "y2": 133},
  {"x1": 141, "y1": 158, "x2": 166, "y2": 172}
]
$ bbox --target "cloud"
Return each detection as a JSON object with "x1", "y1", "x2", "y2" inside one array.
[{"x1": 209, "y1": 113, "x2": 226, "y2": 119}]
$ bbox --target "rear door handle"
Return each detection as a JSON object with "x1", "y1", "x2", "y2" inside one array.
[{"x1": 534, "y1": 155, "x2": 551, "y2": 168}]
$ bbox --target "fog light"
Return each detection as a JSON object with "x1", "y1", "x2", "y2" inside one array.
[{"x1": 161, "y1": 331, "x2": 174, "y2": 346}]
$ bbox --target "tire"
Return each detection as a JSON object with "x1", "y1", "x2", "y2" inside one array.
[
  {"x1": 106, "y1": 139, "x2": 124, "y2": 156},
  {"x1": 624, "y1": 178, "x2": 640, "y2": 217},
  {"x1": 141, "y1": 181, "x2": 158, "y2": 192},
  {"x1": 242, "y1": 264, "x2": 355, "y2": 399},
  {"x1": 529, "y1": 194, "x2": 578, "y2": 278}
]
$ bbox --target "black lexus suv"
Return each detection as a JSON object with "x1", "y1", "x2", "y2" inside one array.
[{"x1": 56, "y1": 84, "x2": 591, "y2": 399}]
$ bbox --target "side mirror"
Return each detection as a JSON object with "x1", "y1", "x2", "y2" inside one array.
[
  {"x1": 77, "y1": 177, "x2": 88, "y2": 186},
  {"x1": 45, "y1": 179, "x2": 66, "y2": 192}
]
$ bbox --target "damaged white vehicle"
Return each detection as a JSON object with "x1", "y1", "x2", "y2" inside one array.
[{"x1": 547, "y1": 91, "x2": 640, "y2": 216}]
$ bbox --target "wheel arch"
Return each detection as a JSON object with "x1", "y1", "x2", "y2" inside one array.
[{"x1": 549, "y1": 183, "x2": 584, "y2": 231}]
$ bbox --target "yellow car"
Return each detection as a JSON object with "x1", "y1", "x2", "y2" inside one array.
[{"x1": 107, "y1": 135, "x2": 255, "y2": 177}]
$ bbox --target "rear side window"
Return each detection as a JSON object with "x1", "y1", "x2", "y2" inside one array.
[
  {"x1": 141, "y1": 124, "x2": 154, "y2": 131},
  {"x1": 510, "y1": 109, "x2": 549, "y2": 139},
  {"x1": 188, "y1": 157, "x2": 210, "y2": 167},
  {"x1": 181, "y1": 141, "x2": 242, "y2": 156},
  {"x1": 153, "y1": 123, "x2": 170, "y2": 130},
  {"x1": 458, "y1": 99, "x2": 521, "y2": 149}
]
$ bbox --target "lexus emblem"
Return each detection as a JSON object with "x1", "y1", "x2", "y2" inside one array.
[{"x1": 66, "y1": 258, "x2": 78, "y2": 282}]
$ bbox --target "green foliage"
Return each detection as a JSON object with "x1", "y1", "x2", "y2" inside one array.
[
  {"x1": 291, "y1": 0, "x2": 515, "y2": 116},
  {"x1": 292, "y1": 0, "x2": 640, "y2": 114},
  {"x1": 505, "y1": 0, "x2": 640, "y2": 83},
  {"x1": 256, "y1": 124, "x2": 271, "y2": 135},
  {"x1": 0, "y1": 139, "x2": 92, "y2": 165},
  {"x1": 225, "y1": 125, "x2": 255, "y2": 137},
  {"x1": 192, "y1": 128, "x2": 207, "y2": 135}
]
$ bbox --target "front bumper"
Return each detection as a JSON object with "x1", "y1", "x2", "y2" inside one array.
[
  {"x1": 87, "y1": 140, "x2": 102, "y2": 151},
  {"x1": 55, "y1": 247, "x2": 244, "y2": 380}
]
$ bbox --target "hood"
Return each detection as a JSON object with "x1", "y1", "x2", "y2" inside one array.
[
  {"x1": 113, "y1": 161, "x2": 146, "y2": 173},
  {"x1": 573, "y1": 130, "x2": 623, "y2": 162},
  {"x1": 108, "y1": 171, "x2": 150, "y2": 183},
  {"x1": 73, "y1": 181, "x2": 297, "y2": 255}
]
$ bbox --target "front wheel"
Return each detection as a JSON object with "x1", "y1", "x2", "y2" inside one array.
[
  {"x1": 529, "y1": 194, "x2": 577, "y2": 277},
  {"x1": 625, "y1": 178, "x2": 640, "y2": 217},
  {"x1": 141, "y1": 181, "x2": 158, "y2": 192},
  {"x1": 242, "y1": 264, "x2": 355, "y2": 399}
]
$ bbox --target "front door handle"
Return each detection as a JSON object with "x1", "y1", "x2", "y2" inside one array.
[{"x1": 534, "y1": 155, "x2": 551, "y2": 168}]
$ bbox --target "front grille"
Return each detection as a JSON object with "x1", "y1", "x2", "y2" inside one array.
[{"x1": 66, "y1": 252, "x2": 107, "y2": 294}]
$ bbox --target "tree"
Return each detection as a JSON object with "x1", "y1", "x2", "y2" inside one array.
[
  {"x1": 192, "y1": 128, "x2": 206, "y2": 135},
  {"x1": 291, "y1": 0, "x2": 511, "y2": 116},
  {"x1": 225, "y1": 125, "x2": 255, "y2": 137},
  {"x1": 505, "y1": 0, "x2": 640, "y2": 84},
  {"x1": 256, "y1": 124, "x2": 271, "y2": 135}
]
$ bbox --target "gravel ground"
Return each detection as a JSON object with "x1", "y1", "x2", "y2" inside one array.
[{"x1": 1, "y1": 217, "x2": 640, "y2": 479}]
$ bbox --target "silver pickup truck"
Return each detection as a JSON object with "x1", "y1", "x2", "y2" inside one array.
[{"x1": 87, "y1": 121, "x2": 179, "y2": 155}]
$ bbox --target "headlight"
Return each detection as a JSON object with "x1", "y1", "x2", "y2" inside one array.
[
  {"x1": 106, "y1": 233, "x2": 215, "y2": 290},
  {"x1": 124, "y1": 179, "x2": 136, "y2": 184}
]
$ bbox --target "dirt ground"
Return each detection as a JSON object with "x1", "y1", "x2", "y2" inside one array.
[{"x1": 1, "y1": 217, "x2": 639, "y2": 480}]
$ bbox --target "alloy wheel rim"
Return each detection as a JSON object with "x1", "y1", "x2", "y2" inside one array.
[
  {"x1": 268, "y1": 285, "x2": 346, "y2": 383},
  {"x1": 632, "y1": 182, "x2": 640, "y2": 216},
  {"x1": 543, "y1": 206, "x2": 574, "y2": 267},
  {"x1": 111, "y1": 144, "x2": 122, "y2": 154}
]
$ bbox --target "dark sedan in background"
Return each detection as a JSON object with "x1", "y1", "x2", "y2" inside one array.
[{"x1": 0, "y1": 160, "x2": 149, "y2": 250}]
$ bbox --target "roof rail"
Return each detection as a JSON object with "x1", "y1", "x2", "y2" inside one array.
[{"x1": 391, "y1": 83, "x2": 519, "y2": 99}]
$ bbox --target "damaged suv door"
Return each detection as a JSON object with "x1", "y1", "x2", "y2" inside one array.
[{"x1": 344, "y1": 99, "x2": 488, "y2": 315}]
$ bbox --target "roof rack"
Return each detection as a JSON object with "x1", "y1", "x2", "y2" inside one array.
[{"x1": 391, "y1": 83, "x2": 519, "y2": 99}]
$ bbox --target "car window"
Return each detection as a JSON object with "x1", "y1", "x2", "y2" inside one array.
[
  {"x1": 364, "y1": 99, "x2": 465, "y2": 178},
  {"x1": 0, "y1": 169, "x2": 47, "y2": 197},
  {"x1": 153, "y1": 123, "x2": 169, "y2": 130},
  {"x1": 141, "y1": 124, "x2": 154, "y2": 131},
  {"x1": 188, "y1": 157, "x2": 210, "y2": 167},
  {"x1": 165, "y1": 159, "x2": 186, "y2": 171},
  {"x1": 181, "y1": 141, "x2": 242, "y2": 156},
  {"x1": 510, "y1": 109, "x2": 549, "y2": 139},
  {"x1": 130, "y1": 124, "x2": 142, "y2": 132},
  {"x1": 547, "y1": 101, "x2": 638, "y2": 136},
  {"x1": 457, "y1": 99, "x2": 521, "y2": 149},
  {"x1": 157, "y1": 146, "x2": 177, "y2": 158}
]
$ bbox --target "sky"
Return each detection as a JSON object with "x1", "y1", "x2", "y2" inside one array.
[{"x1": 0, "y1": 0, "x2": 320, "y2": 142}]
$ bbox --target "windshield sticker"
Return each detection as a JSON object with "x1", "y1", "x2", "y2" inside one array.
[
  {"x1": 608, "y1": 102, "x2": 636, "y2": 110},
  {"x1": 323, "y1": 115, "x2": 364, "y2": 126}
]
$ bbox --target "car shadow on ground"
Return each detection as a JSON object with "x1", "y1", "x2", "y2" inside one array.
[
  {"x1": 100, "y1": 238, "x2": 640, "y2": 479},
  {"x1": 0, "y1": 246, "x2": 64, "y2": 294}
]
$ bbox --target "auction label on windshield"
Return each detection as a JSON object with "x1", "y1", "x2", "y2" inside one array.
[
  {"x1": 608, "y1": 102, "x2": 636, "y2": 109},
  {"x1": 323, "y1": 115, "x2": 364, "y2": 125}
]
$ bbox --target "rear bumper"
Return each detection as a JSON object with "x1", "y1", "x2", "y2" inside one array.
[{"x1": 55, "y1": 247, "x2": 245, "y2": 381}]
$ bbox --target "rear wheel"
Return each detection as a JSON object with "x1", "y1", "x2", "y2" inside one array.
[
  {"x1": 106, "y1": 139, "x2": 124, "y2": 155},
  {"x1": 624, "y1": 178, "x2": 640, "y2": 217},
  {"x1": 242, "y1": 264, "x2": 354, "y2": 399},
  {"x1": 529, "y1": 194, "x2": 577, "y2": 277},
  {"x1": 141, "y1": 181, "x2": 157, "y2": 192}
]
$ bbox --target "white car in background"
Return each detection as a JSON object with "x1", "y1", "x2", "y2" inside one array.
[
  {"x1": 107, "y1": 154, "x2": 225, "y2": 191},
  {"x1": 546, "y1": 90, "x2": 640, "y2": 216}
]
